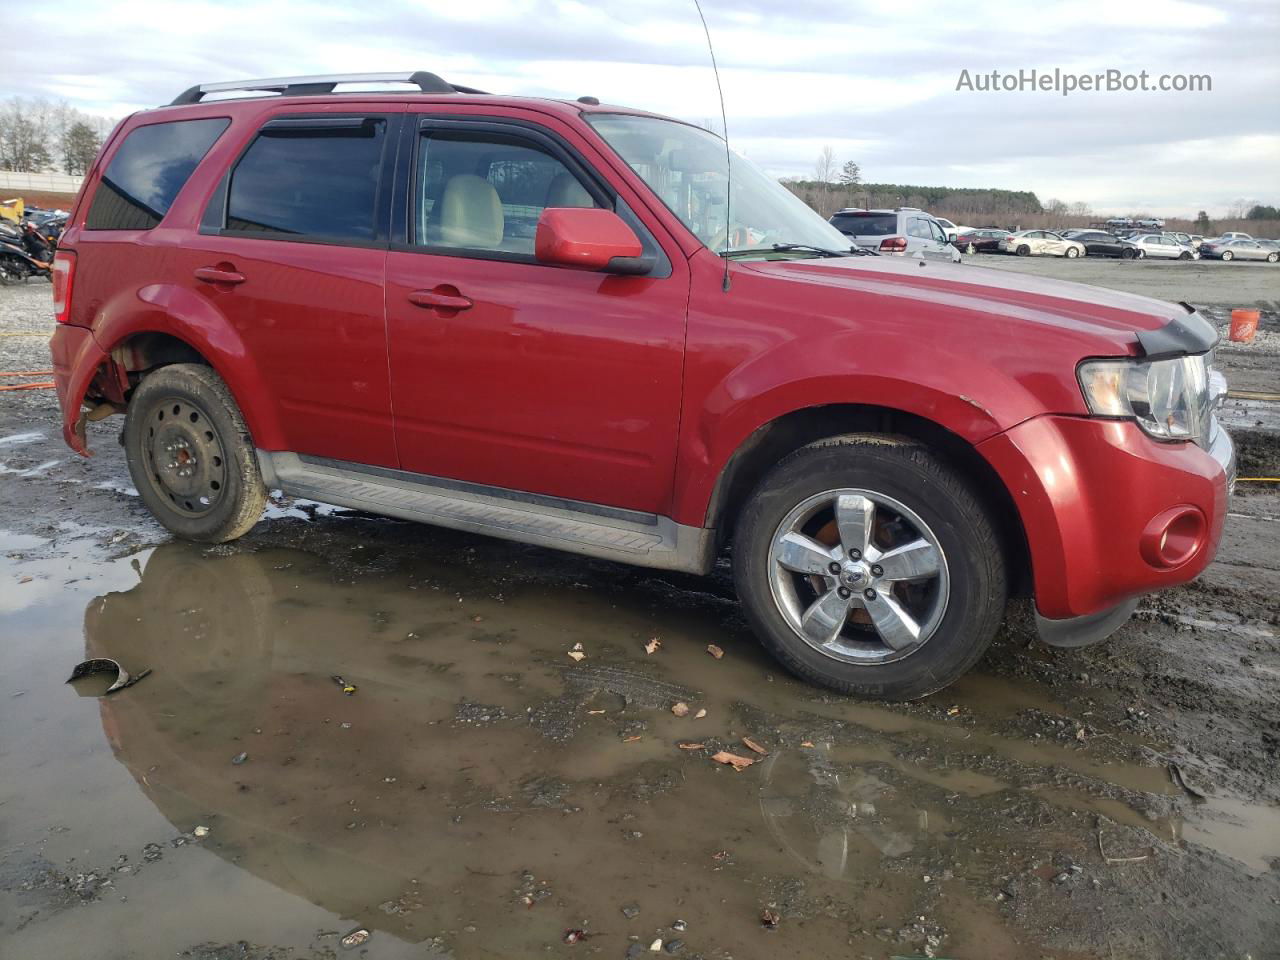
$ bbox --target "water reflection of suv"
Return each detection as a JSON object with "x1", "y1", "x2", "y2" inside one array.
[
  {"x1": 828, "y1": 208, "x2": 961, "y2": 262},
  {"x1": 51, "y1": 71, "x2": 1234, "y2": 700}
]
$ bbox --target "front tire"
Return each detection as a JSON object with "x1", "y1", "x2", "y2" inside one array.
[
  {"x1": 1267, "y1": 252, "x2": 1278, "y2": 263},
  {"x1": 123, "y1": 363, "x2": 267, "y2": 543},
  {"x1": 1221, "y1": 251, "x2": 1233, "y2": 261},
  {"x1": 732, "y1": 436, "x2": 1008, "y2": 700},
  {"x1": 1016, "y1": 245, "x2": 1030, "y2": 257},
  {"x1": 1066, "y1": 246, "x2": 1080, "y2": 258}
]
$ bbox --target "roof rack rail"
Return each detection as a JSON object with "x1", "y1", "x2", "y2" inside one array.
[{"x1": 169, "y1": 71, "x2": 488, "y2": 106}]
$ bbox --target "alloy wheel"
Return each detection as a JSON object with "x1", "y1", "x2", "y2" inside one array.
[{"x1": 767, "y1": 489, "x2": 950, "y2": 665}]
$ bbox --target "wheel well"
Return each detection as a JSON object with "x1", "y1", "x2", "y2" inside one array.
[
  {"x1": 707, "y1": 404, "x2": 1033, "y2": 597},
  {"x1": 110, "y1": 332, "x2": 209, "y2": 389}
]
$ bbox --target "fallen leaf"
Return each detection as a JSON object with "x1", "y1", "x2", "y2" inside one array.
[
  {"x1": 341, "y1": 929, "x2": 371, "y2": 949},
  {"x1": 567, "y1": 650, "x2": 586, "y2": 662},
  {"x1": 946, "y1": 705, "x2": 960, "y2": 716},
  {"x1": 671, "y1": 701, "x2": 690, "y2": 717},
  {"x1": 800, "y1": 741, "x2": 815, "y2": 748},
  {"x1": 711, "y1": 751, "x2": 756, "y2": 771},
  {"x1": 706, "y1": 644, "x2": 724, "y2": 660},
  {"x1": 623, "y1": 735, "x2": 642, "y2": 743},
  {"x1": 645, "y1": 637, "x2": 661, "y2": 655},
  {"x1": 741, "y1": 736, "x2": 768, "y2": 755},
  {"x1": 1075, "y1": 727, "x2": 1087, "y2": 742},
  {"x1": 694, "y1": 708, "x2": 707, "y2": 719},
  {"x1": 761, "y1": 908, "x2": 780, "y2": 929},
  {"x1": 677, "y1": 741, "x2": 705, "y2": 750},
  {"x1": 587, "y1": 709, "x2": 606, "y2": 715}
]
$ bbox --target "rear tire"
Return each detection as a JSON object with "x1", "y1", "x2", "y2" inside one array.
[
  {"x1": 732, "y1": 435, "x2": 1008, "y2": 700},
  {"x1": 1121, "y1": 248, "x2": 1136, "y2": 260},
  {"x1": 1267, "y1": 252, "x2": 1278, "y2": 263},
  {"x1": 1066, "y1": 246, "x2": 1080, "y2": 258},
  {"x1": 1179, "y1": 251, "x2": 1192, "y2": 260},
  {"x1": 123, "y1": 364, "x2": 267, "y2": 543}
]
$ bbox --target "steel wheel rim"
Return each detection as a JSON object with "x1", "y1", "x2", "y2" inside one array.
[
  {"x1": 767, "y1": 488, "x2": 950, "y2": 665},
  {"x1": 141, "y1": 396, "x2": 228, "y2": 517}
]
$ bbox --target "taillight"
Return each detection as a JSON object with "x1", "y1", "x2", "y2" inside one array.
[
  {"x1": 52, "y1": 251, "x2": 75, "y2": 324},
  {"x1": 879, "y1": 236, "x2": 908, "y2": 253}
]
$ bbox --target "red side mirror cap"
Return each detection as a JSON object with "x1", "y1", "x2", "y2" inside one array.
[{"x1": 535, "y1": 208, "x2": 645, "y2": 272}]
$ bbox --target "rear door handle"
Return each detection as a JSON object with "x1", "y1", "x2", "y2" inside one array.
[
  {"x1": 408, "y1": 287, "x2": 473, "y2": 312},
  {"x1": 195, "y1": 265, "x2": 245, "y2": 285}
]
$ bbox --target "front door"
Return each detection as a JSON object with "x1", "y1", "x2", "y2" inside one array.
[{"x1": 383, "y1": 116, "x2": 688, "y2": 515}]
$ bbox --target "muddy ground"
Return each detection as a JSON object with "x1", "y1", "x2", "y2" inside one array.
[{"x1": 1, "y1": 263, "x2": 1277, "y2": 960}]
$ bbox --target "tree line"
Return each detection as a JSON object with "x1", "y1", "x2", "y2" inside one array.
[{"x1": 0, "y1": 97, "x2": 116, "y2": 176}]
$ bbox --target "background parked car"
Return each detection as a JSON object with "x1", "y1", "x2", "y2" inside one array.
[
  {"x1": 1200, "y1": 238, "x2": 1279, "y2": 262},
  {"x1": 1127, "y1": 234, "x2": 1197, "y2": 260},
  {"x1": 999, "y1": 230, "x2": 1086, "y2": 258},
  {"x1": 1060, "y1": 229, "x2": 1136, "y2": 258},
  {"x1": 829, "y1": 208, "x2": 961, "y2": 262},
  {"x1": 1135, "y1": 217, "x2": 1165, "y2": 228},
  {"x1": 1213, "y1": 232, "x2": 1253, "y2": 242},
  {"x1": 1104, "y1": 216, "x2": 1134, "y2": 229},
  {"x1": 932, "y1": 216, "x2": 971, "y2": 241},
  {"x1": 953, "y1": 228, "x2": 1011, "y2": 253}
]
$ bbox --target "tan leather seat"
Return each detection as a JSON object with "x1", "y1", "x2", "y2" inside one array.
[
  {"x1": 438, "y1": 174, "x2": 503, "y2": 247},
  {"x1": 545, "y1": 172, "x2": 594, "y2": 209}
]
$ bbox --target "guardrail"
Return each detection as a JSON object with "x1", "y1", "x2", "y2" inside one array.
[{"x1": 0, "y1": 170, "x2": 84, "y2": 193}]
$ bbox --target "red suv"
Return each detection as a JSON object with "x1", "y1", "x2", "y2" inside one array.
[{"x1": 49, "y1": 72, "x2": 1234, "y2": 699}]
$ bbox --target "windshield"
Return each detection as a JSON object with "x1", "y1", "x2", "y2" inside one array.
[{"x1": 586, "y1": 114, "x2": 851, "y2": 258}]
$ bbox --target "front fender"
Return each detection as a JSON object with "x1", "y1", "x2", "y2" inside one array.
[
  {"x1": 671, "y1": 328, "x2": 1043, "y2": 526},
  {"x1": 89, "y1": 282, "x2": 286, "y2": 450}
]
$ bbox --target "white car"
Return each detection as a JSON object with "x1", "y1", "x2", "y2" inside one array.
[
  {"x1": 932, "y1": 217, "x2": 971, "y2": 241},
  {"x1": 1128, "y1": 234, "x2": 1198, "y2": 260},
  {"x1": 1214, "y1": 232, "x2": 1253, "y2": 242},
  {"x1": 998, "y1": 230, "x2": 1087, "y2": 258}
]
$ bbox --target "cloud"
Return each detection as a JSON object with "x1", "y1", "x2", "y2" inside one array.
[{"x1": 3, "y1": 0, "x2": 1276, "y2": 214}]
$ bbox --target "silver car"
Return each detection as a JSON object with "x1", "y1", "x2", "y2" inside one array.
[
  {"x1": 1128, "y1": 234, "x2": 1198, "y2": 260},
  {"x1": 1200, "y1": 238, "x2": 1279, "y2": 262},
  {"x1": 829, "y1": 208, "x2": 961, "y2": 263}
]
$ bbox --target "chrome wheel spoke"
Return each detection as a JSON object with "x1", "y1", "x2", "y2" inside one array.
[
  {"x1": 834, "y1": 494, "x2": 875, "y2": 556},
  {"x1": 863, "y1": 591, "x2": 922, "y2": 650},
  {"x1": 774, "y1": 532, "x2": 839, "y2": 577},
  {"x1": 800, "y1": 588, "x2": 853, "y2": 647},
  {"x1": 875, "y1": 538, "x2": 940, "y2": 582}
]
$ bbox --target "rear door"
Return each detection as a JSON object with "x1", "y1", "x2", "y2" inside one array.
[
  {"x1": 180, "y1": 107, "x2": 401, "y2": 466},
  {"x1": 382, "y1": 114, "x2": 688, "y2": 514}
]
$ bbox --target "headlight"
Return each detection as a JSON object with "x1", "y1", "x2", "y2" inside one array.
[{"x1": 1078, "y1": 353, "x2": 1212, "y2": 441}]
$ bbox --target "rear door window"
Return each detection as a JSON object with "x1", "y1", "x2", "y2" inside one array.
[
  {"x1": 224, "y1": 117, "x2": 389, "y2": 243},
  {"x1": 85, "y1": 117, "x2": 229, "y2": 230},
  {"x1": 829, "y1": 213, "x2": 897, "y2": 237}
]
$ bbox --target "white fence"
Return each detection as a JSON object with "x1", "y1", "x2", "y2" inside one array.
[{"x1": 0, "y1": 170, "x2": 83, "y2": 194}]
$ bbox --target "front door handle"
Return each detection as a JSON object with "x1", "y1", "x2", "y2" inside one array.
[
  {"x1": 195, "y1": 265, "x2": 245, "y2": 286},
  {"x1": 408, "y1": 286, "x2": 473, "y2": 313}
]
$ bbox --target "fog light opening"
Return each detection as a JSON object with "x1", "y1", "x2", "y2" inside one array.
[{"x1": 1140, "y1": 506, "x2": 1205, "y2": 569}]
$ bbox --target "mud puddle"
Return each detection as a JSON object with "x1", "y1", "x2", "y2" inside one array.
[{"x1": 3, "y1": 528, "x2": 1278, "y2": 959}]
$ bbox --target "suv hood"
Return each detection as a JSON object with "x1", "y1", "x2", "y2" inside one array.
[{"x1": 743, "y1": 255, "x2": 1209, "y2": 357}]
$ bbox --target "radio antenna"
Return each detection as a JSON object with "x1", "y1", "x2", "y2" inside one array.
[{"x1": 693, "y1": 0, "x2": 732, "y2": 292}]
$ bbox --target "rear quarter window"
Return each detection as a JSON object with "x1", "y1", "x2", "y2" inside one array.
[{"x1": 85, "y1": 117, "x2": 229, "y2": 230}]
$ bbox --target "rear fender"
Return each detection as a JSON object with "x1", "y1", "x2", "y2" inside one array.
[{"x1": 78, "y1": 282, "x2": 284, "y2": 452}]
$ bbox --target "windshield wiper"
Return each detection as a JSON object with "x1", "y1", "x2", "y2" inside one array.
[
  {"x1": 769, "y1": 243, "x2": 853, "y2": 258},
  {"x1": 719, "y1": 243, "x2": 854, "y2": 260}
]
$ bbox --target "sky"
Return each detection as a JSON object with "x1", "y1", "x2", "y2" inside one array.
[{"x1": 5, "y1": 0, "x2": 1278, "y2": 216}]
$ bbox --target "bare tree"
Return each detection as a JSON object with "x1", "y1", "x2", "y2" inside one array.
[
  {"x1": 1067, "y1": 201, "x2": 1092, "y2": 217},
  {"x1": 0, "y1": 101, "x2": 52, "y2": 171},
  {"x1": 812, "y1": 146, "x2": 839, "y2": 216}
]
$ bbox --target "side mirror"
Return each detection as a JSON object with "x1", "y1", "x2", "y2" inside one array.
[{"x1": 535, "y1": 208, "x2": 652, "y2": 275}]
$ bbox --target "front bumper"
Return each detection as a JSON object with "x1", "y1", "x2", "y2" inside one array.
[{"x1": 979, "y1": 414, "x2": 1233, "y2": 621}]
